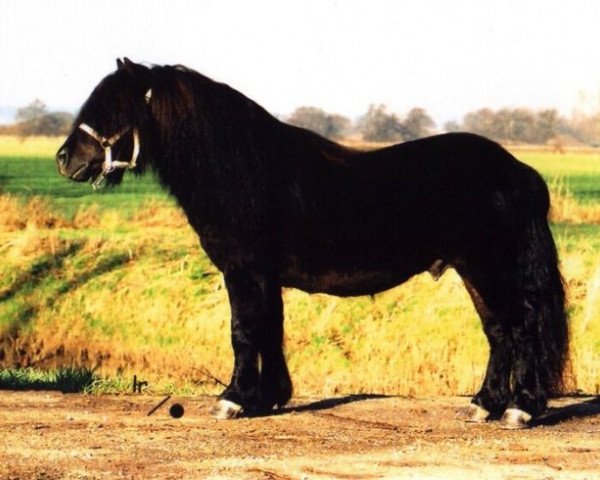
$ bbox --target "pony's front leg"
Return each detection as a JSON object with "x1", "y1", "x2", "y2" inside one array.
[{"x1": 211, "y1": 269, "x2": 291, "y2": 419}]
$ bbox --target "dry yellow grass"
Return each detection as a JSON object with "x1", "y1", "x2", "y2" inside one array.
[
  {"x1": 0, "y1": 195, "x2": 68, "y2": 230},
  {"x1": 1, "y1": 193, "x2": 599, "y2": 396},
  {"x1": 549, "y1": 178, "x2": 600, "y2": 224}
]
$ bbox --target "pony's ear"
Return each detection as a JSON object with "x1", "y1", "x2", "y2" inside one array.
[
  {"x1": 121, "y1": 58, "x2": 145, "y2": 78},
  {"x1": 123, "y1": 57, "x2": 136, "y2": 71},
  {"x1": 116, "y1": 57, "x2": 137, "y2": 73},
  {"x1": 118, "y1": 57, "x2": 151, "y2": 97}
]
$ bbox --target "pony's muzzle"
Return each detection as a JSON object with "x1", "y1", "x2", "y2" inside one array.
[{"x1": 56, "y1": 146, "x2": 91, "y2": 181}]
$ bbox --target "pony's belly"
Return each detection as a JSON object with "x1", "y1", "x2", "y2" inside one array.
[{"x1": 280, "y1": 267, "x2": 416, "y2": 297}]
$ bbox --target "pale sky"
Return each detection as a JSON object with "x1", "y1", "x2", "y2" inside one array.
[{"x1": 1, "y1": 0, "x2": 599, "y2": 125}]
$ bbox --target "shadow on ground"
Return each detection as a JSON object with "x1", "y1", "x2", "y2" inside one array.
[
  {"x1": 532, "y1": 396, "x2": 600, "y2": 427},
  {"x1": 277, "y1": 393, "x2": 390, "y2": 415},
  {"x1": 278, "y1": 394, "x2": 600, "y2": 428}
]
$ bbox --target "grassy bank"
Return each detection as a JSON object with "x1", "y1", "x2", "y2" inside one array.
[{"x1": 1, "y1": 136, "x2": 599, "y2": 396}]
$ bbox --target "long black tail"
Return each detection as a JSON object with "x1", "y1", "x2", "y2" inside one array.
[{"x1": 515, "y1": 178, "x2": 570, "y2": 395}]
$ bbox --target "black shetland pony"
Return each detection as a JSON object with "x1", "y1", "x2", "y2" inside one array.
[{"x1": 57, "y1": 58, "x2": 569, "y2": 428}]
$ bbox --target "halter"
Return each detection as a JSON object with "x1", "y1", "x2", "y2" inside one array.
[
  {"x1": 78, "y1": 123, "x2": 140, "y2": 189},
  {"x1": 78, "y1": 88, "x2": 151, "y2": 190}
]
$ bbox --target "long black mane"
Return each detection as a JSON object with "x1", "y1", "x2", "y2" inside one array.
[{"x1": 129, "y1": 65, "x2": 351, "y2": 230}]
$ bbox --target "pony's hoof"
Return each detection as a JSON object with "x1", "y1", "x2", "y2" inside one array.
[
  {"x1": 500, "y1": 408, "x2": 532, "y2": 429},
  {"x1": 211, "y1": 399, "x2": 242, "y2": 420},
  {"x1": 460, "y1": 404, "x2": 490, "y2": 423}
]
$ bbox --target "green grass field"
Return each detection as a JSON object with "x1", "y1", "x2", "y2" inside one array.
[
  {"x1": 1, "y1": 136, "x2": 599, "y2": 395},
  {"x1": 0, "y1": 137, "x2": 171, "y2": 217},
  {"x1": 1, "y1": 138, "x2": 599, "y2": 210}
]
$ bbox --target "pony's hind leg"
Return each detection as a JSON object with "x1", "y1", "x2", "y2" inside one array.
[
  {"x1": 459, "y1": 274, "x2": 515, "y2": 422},
  {"x1": 502, "y1": 297, "x2": 558, "y2": 428},
  {"x1": 458, "y1": 219, "x2": 567, "y2": 428},
  {"x1": 501, "y1": 216, "x2": 568, "y2": 428}
]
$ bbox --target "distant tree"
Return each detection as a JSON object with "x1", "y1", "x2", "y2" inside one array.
[
  {"x1": 16, "y1": 98, "x2": 48, "y2": 124},
  {"x1": 462, "y1": 108, "x2": 497, "y2": 138},
  {"x1": 326, "y1": 113, "x2": 352, "y2": 140},
  {"x1": 287, "y1": 106, "x2": 350, "y2": 140},
  {"x1": 36, "y1": 112, "x2": 74, "y2": 136},
  {"x1": 357, "y1": 104, "x2": 403, "y2": 142},
  {"x1": 453, "y1": 105, "x2": 599, "y2": 146},
  {"x1": 14, "y1": 99, "x2": 73, "y2": 137},
  {"x1": 493, "y1": 108, "x2": 512, "y2": 140},
  {"x1": 288, "y1": 107, "x2": 329, "y2": 134},
  {"x1": 535, "y1": 109, "x2": 559, "y2": 144},
  {"x1": 400, "y1": 107, "x2": 435, "y2": 140},
  {"x1": 568, "y1": 112, "x2": 600, "y2": 146},
  {"x1": 506, "y1": 108, "x2": 536, "y2": 143},
  {"x1": 462, "y1": 107, "x2": 537, "y2": 143}
]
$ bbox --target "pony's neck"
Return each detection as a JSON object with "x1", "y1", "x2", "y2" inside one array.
[{"x1": 145, "y1": 66, "x2": 277, "y2": 230}]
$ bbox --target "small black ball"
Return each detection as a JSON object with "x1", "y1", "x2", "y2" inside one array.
[{"x1": 169, "y1": 403, "x2": 184, "y2": 418}]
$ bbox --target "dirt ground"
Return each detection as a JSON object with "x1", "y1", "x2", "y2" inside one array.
[{"x1": 1, "y1": 392, "x2": 599, "y2": 479}]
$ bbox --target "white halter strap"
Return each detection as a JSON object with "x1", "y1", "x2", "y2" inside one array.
[{"x1": 78, "y1": 123, "x2": 140, "y2": 176}]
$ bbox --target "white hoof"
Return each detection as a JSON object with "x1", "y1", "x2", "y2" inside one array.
[
  {"x1": 461, "y1": 404, "x2": 490, "y2": 423},
  {"x1": 500, "y1": 408, "x2": 532, "y2": 429},
  {"x1": 211, "y1": 399, "x2": 242, "y2": 420}
]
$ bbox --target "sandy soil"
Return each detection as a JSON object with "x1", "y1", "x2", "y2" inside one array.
[{"x1": 1, "y1": 391, "x2": 599, "y2": 479}]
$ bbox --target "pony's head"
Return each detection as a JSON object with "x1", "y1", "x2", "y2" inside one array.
[{"x1": 56, "y1": 58, "x2": 152, "y2": 188}]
